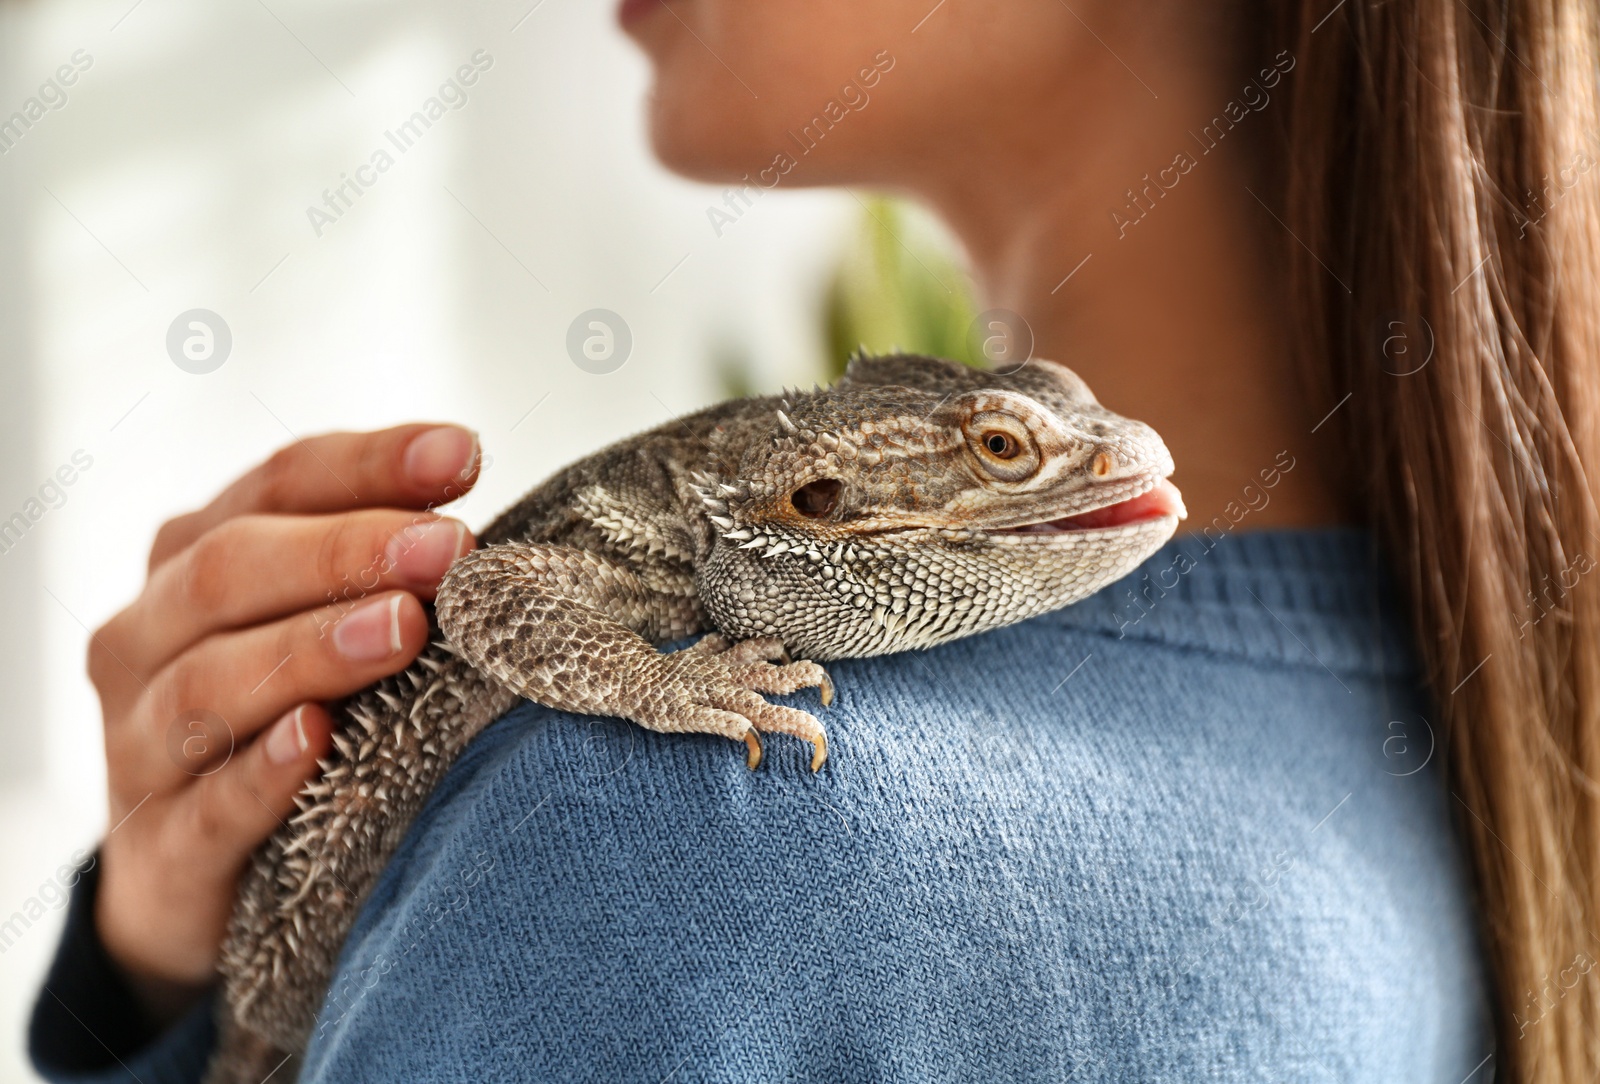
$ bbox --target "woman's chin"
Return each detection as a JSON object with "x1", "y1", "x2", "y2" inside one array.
[{"x1": 645, "y1": 105, "x2": 781, "y2": 185}]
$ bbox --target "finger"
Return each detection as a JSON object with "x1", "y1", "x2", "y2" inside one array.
[
  {"x1": 112, "y1": 510, "x2": 474, "y2": 679},
  {"x1": 179, "y1": 703, "x2": 335, "y2": 868},
  {"x1": 117, "y1": 591, "x2": 429, "y2": 792},
  {"x1": 148, "y1": 423, "x2": 480, "y2": 573}
]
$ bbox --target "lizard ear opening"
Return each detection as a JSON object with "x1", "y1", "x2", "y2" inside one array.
[{"x1": 791, "y1": 479, "x2": 842, "y2": 518}]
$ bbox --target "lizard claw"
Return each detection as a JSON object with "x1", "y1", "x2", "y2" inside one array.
[
  {"x1": 646, "y1": 636, "x2": 832, "y2": 771},
  {"x1": 809, "y1": 733, "x2": 828, "y2": 773}
]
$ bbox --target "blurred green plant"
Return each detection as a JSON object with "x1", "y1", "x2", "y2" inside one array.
[
  {"x1": 710, "y1": 336, "x2": 758, "y2": 400},
  {"x1": 821, "y1": 196, "x2": 981, "y2": 379}
]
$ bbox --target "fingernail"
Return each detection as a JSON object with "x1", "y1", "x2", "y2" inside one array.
[
  {"x1": 387, "y1": 519, "x2": 468, "y2": 584},
  {"x1": 404, "y1": 427, "x2": 478, "y2": 489},
  {"x1": 334, "y1": 595, "x2": 404, "y2": 662},
  {"x1": 266, "y1": 706, "x2": 309, "y2": 766}
]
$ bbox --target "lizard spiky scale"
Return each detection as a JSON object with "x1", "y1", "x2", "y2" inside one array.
[{"x1": 205, "y1": 354, "x2": 1183, "y2": 1082}]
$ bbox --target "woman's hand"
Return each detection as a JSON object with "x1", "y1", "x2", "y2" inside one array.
[{"x1": 88, "y1": 424, "x2": 481, "y2": 1023}]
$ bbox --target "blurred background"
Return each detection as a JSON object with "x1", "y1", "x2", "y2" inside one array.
[{"x1": 0, "y1": 0, "x2": 981, "y2": 1078}]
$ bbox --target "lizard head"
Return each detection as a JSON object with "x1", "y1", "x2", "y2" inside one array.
[
  {"x1": 705, "y1": 353, "x2": 1184, "y2": 550},
  {"x1": 692, "y1": 354, "x2": 1185, "y2": 657},
  {"x1": 694, "y1": 353, "x2": 1185, "y2": 656}
]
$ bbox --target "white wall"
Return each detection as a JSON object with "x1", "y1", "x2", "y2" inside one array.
[{"x1": 0, "y1": 1, "x2": 858, "y2": 1077}]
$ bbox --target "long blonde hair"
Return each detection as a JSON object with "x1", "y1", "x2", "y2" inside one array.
[{"x1": 1263, "y1": 0, "x2": 1600, "y2": 1076}]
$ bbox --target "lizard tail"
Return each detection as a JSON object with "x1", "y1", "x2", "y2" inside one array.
[{"x1": 211, "y1": 610, "x2": 517, "y2": 1073}]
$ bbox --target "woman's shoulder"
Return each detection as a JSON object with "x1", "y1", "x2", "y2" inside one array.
[{"x1": 305, "y1": 527, "x2": 1492, "y2": 1083}]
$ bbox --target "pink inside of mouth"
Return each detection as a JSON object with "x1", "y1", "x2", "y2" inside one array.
[{"x1": 1007, "y1": 479, "x2": 1187, "y2": 533}]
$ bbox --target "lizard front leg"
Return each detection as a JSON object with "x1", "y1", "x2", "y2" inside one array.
[{"x1": 435, "y1": 543, "x2": 833, "y2": 770}]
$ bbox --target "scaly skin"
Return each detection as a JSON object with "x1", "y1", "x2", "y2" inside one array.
[{"x1": 206, "y1": 354, "x2": 1183, "y2": 1082}]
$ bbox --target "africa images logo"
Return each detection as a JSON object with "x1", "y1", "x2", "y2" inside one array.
[
  {"x1": 305, "y1": 51, "x2": 494, "y2": 238},
  {"x1": 0, "y1": 50, "x2": 92, "y2": 156}
]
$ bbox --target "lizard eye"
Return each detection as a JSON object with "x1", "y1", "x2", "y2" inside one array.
[
  {"x1": 791, "y1": 478, "x2": 841, "y2": 518},
  {"x1": 983, "y1": 432, "x2": 1020, "y2": 458},
  {"x1": 964, "y1": 411, "x2": 1040, "y2": 482}
]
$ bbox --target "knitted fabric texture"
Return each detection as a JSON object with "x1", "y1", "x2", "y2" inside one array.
[{"x1": 32, "y1": 527, "x2": 1492, "y2": 1083}]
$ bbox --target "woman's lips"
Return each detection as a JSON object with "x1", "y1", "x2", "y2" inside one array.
[
  {"x1": 1002, "y1": 478, "x2": 1188, "y2": 533},
  {"x1": 618, "y1": 0, "x2": 664, "y2": 29}
]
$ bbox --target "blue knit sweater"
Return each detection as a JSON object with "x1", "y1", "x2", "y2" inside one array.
[{"x1": 32, "y1": 528, "x2": 1493, "y2": 1082}]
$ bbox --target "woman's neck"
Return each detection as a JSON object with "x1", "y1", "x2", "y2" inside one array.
[{"x1": 907, "y1": 58, "x2": 1350, "y2": 531}]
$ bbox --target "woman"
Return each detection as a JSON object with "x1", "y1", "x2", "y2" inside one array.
[{"x1": 30, "y1": 0, "x2": 1597, "y2": 1079}]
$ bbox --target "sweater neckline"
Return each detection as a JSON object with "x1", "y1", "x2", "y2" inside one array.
[{"x1": 1039, "y1": 525, "x2": 1420, "y2": 679}]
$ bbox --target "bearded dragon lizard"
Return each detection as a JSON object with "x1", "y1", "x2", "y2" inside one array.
[{"x1": 205, "y1": 353, "x2": 1185, "y2": 1082}]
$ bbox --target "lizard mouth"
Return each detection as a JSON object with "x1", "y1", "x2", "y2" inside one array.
[{"x1": 995, "y1": 477, "x2": 1187, "y2": 534}]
